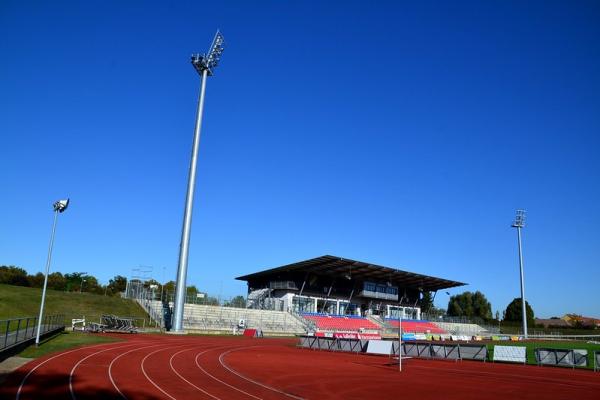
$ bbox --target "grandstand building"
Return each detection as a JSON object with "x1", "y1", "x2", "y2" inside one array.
[{"x1": 236, "y1": 255, "x2": 465, "y2": 320}]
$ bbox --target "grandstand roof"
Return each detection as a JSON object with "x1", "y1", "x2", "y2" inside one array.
[{"x1": 236, "y1": 255, "x2": 466, "y2": 292}]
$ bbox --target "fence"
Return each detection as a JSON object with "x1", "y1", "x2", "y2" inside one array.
[
  {"x1": 298, "y1": 336, "x2": 487, "y2": 362},
  {"x1": 1, "y1": 314, "x2": 64, "y2": 353},
  {"x1": 535, "y1": 348, "x2": 588, "y2": 368}
]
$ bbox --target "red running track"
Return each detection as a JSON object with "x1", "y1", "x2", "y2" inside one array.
[{"x1": 1, "y1": 334, "x2": 599, "y2": 400}]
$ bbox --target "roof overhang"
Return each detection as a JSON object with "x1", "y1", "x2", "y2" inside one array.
[{"x1": 236, "y1": 255, "x2": 466, "y2": 292}]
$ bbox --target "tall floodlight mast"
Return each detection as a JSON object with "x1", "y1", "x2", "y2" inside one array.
[
  {"x1": 172, "y1": 31, "x2": 225, "y2": 333},
  {"x1": 511, "y1": 209, "x2": 528, "y2": 339},
  {"x1": 36, "y1": 199, "x2": 69, "y2": 346}
]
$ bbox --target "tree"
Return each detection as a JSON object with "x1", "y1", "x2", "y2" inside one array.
[
  {"x1": 418, "y1": 291, "x2": 434, "y2": 313},
  {"x1": 0, "y1": 265, "x2": 30, "y2": 286},
  {"x1": 225, "y1": 295, "x2": 247, "y2": 308},
  {"x1": 504, "y1": 298, "x2": 535, "y2": 326},
  {"x1": 203, "y1": 296, "x2": 220, "y2": 306},
  {"x1": 447, "y1": 291, "x2": 493, "y2": 321},
  {"x1": 64, "y1": 272, "x2": 88, "y2": 292},
  {"x1": 83, "y1": 275, "x2": 102, "y2": 294},
  {"x1": 28, "y1": 272, "x2": 45, "y2": 288},
  {"x1": 107, "y1": 275, "x2": 127, "y2": 295},
  {"x1": 47, "y1": 272, "x2": 66, "y2": 290},
  {"x1": 163, "y1": 280, "x2": 176, "y2": 294},
  {"x1": 186, "y1": 285, "x2": 199, "y2": 296}
]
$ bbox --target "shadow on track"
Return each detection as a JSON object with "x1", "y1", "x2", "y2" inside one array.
[{"x1": 0, "y1": 371, "x2": 164, "y2": 400}]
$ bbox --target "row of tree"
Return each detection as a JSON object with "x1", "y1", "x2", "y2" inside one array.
[
  {"x1": 445, "y1": 290, "x2": 535, "y2": 325},
  {"x1": 0, "y1": 265, "x2": 247, "y2": 307},
  {"x1": 1, "y1": 265, "x2": 128, "y2": 296}
]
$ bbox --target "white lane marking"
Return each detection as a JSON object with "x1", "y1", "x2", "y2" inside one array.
[
  {"x1": 69, "y1": 343, "x2": 139, "y2": 399},
  {"x1": 140, "y1": 345, "x2": 189, "y2": 400},
  {"x1": 16, "y1": 341, "x2": 132, "y2": 400},
  {"x1": 218, "y1": 346, "x2": 305, "y2": 400},
  {"x1": 168, "y1": 347, "x2": 222, "y2": 400},
  {"x1": 193, "y1": 346, "x2": 262, "y2": 400},
  {"x1": 108, "y1": 343, "x2": 168, "y2": 399}
]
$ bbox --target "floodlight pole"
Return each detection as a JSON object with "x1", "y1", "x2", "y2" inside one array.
[
  {"x1": 172, "y1": 68, "x2": 208, "y2": 333},
  {"x1": 35, "y1": 200, "x2": 68, "y2": 346},
  {"x1": 512, "y1": 210, "x2": 527, "y2": 339},
  {"x1": 516, "y1": 225, "x2": 527, "y2": 338},
  {"x1": 172, "y1": 31, "x2": 224, "y2": 333}
]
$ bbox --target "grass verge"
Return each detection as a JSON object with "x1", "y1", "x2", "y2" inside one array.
[
  {"x1": 486, "y1": 340, "x2": 600, "y2": 370},
  {"x1": 18, "y1": 331, "x2": 121, "y2": 359},
  {"x1": 0, "y1": 283, "x2": 149, "y2": 327}
]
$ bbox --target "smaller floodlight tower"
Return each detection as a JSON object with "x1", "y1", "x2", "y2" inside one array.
[
  {"x1": 172, "y1": 31, "x2": 225, "y2": 333},
  {"x1": 36, "y1": 199, "x2": 70, "y2": 346},
  {"x1": 511, "y1": 209, "x2": 528, "y2": 339}
]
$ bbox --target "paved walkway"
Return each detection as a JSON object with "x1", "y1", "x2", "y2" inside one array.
[{"x1": 0, "y1": 356, "x2": 33, "y2": 386}]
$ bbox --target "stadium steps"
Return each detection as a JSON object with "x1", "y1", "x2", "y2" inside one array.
[
  {"x1": 433, "y1": 321, "x2": 491, "y2": 336},
  {"x1": 144, "y1": 301, "x2": 306, "y2": 335},
  {"x1": 366, "y1": 314, "x2": 387, "y2": 329}
]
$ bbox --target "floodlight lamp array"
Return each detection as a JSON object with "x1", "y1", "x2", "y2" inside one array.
[
  {"x1": 512, "y1": 209, "x2": 526, "y2": 228},
  {"x1": 53, "y1": 199, "x2": 70, "y2": 213},
  {"x1": 191, "y1": 31, "x2": 225, "y2": 76}
]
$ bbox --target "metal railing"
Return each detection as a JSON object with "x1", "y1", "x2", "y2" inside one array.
[{"x1": 1, "y1": 314, "x2": 64, "y2": 351}]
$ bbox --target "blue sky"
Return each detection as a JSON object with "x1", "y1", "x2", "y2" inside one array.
[{"x1": 1, "y1": 1, "x2": 599, "y2": 318}]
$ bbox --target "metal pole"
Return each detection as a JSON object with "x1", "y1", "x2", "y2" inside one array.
[
  {"x1": 516, "y1": 226, "x2": 528, "y2": 339},
  {"x1": 36, "y1": 210, "x2": 59, "y2": 346},
  {"x1": 172, "y1": 68, "x2": 209, "y2": 332},
  {"x1": 398, "y1": 315, "x2": 402, "y2": 372}
]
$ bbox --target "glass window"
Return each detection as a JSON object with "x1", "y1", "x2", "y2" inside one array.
[
  {"x1": 364, "y1": 282, "x2": 376, "y2": 292},
  {"x1": 292, "y1": 296, "x2": 315, "y2": 313}
]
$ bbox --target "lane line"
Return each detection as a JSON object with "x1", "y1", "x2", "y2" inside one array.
[
  {"x1": 168, "y1": 347, "x2": 222, "y2": 400},
  {"x1": 192, "y1": 346, "x2": 263, "y2": 400},
  {"x1": 16, "y1": 341, "x2": 133, "y2": 400},
  {"x1": 140, "y1": 344, "x2": 189, "y2": 400},
  {"x1": 69, "y1": 343, "x2": 140, "y2": 400},
  {"x1": 108, "y1": 343, "x2": 168, "y2": 399},
  {"x1": 218, "y1": 346, "x2": 305, "y2": 400}
]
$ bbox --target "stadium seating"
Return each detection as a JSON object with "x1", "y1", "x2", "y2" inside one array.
[
  {"x1": 434, "y1": 321, "x2": 492, "y2": 335},
  {"x1": 301, "y1": 313, "x2": 381, "y2": 332},
  {"x1": 385, "y1": 318, "x2": 447, "y2": 334},
  {"x1": 142, "y1": 300, "x2": 308, "y2": 335}
]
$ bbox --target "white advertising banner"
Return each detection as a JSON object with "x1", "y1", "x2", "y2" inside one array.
[
  {"x1": 366, "y1": 340, "x2": 393, "y2": 355},
  {"x1": 493, "y1": 345, "x2": 526, "y2": 363}
]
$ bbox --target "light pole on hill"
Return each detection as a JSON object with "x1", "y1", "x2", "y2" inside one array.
[
  {"x1": 36, "y1": 199, "x2": 70, "y2": 346},
  {"x1": 511, "y1": 209, "x2": 528, "y2": 339},
  {"x1": 172, "y1": 31, "x2": 225, "y2": 333}
]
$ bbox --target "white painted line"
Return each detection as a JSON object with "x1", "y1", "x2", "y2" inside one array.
[
  {"x1": 16, "y1": 342, "x2": 132, "y2": 400},
  {"x1": 69, "y1": 343, "x2": 139, "y2": 399},
  {"x1": 108, "y1": 343, "x2": 167, "y2": 399},
  {"x1": 193, "y1": 346, "x2": 262, "y2": 400},
  {"x1": 218, "y1": 346, "x2": 305, "y2": 400},
  {"x1": 168, "y1": 347, "x2": 222, "y2": 400}
]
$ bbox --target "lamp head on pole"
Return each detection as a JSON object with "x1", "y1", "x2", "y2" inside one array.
[
  {"x1": 191, "y1": 30, "x2": 225, "y2": 76},
  {"x1": 53, "y1": 199, "x2": 70, "y2": 213},
  {"x1": 512, "y1": 209, "x2": 526, "y2": 228}
]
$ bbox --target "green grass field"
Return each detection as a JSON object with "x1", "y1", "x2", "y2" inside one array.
[
  {"x1": 0, "y1": 284, "x2": 150, "y2": 326},
  {"x1": 486, "y1": 340, "x2": 600, "y2": 369},
  {"x1": 18, "y1": 331, "x2": 122, "y2": 358}
]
